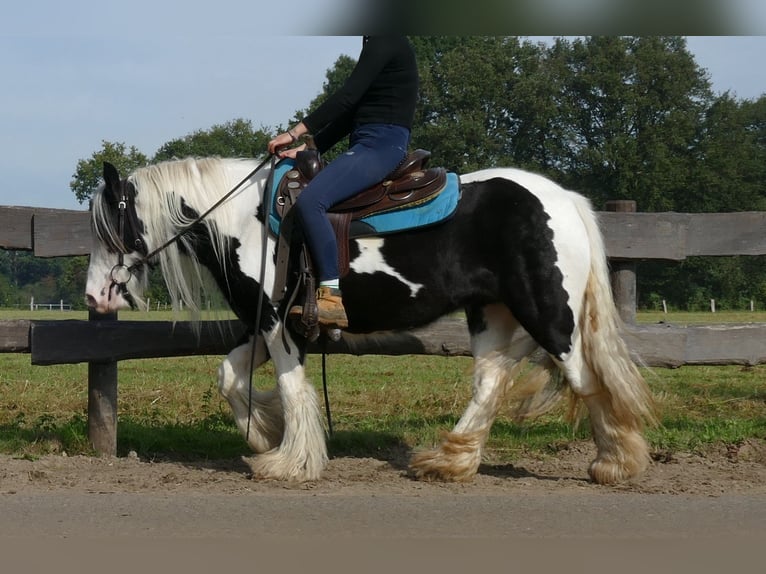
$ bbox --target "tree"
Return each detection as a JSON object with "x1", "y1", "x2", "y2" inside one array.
[
  {"x1": 153, "y1": 118, "x2": 271, "y2": 161},
  {"x1": 69, "y1": 140, "x2": 149, "y2": 204},
  {"x1": 684, "y1": 93, "x2": 766, "y2": 213},
  {"x1": 550, "y1": 36, "x2": 712, "y2": 211},
  {"x1": 58, "y1": 257, "x2": 89, "y2": 309},
  {"x1": 410, "y1": 36, "x2": 548, "y2": 173}
]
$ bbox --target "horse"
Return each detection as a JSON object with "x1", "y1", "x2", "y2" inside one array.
[{"x1": 85, "y1": 156, "x2": 656, "y2": 484}]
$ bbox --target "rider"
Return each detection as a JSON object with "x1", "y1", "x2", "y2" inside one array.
[{"x1": 268, "y1": 36, "x2": 419, "y2": 329}]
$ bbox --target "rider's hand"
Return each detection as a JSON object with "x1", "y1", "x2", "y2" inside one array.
[
  {"x1": 268, "y1": 131, "x2": 293, "y2": 155},
  {"x1": 274, "y1": 142, "x2": 307, "y2": 159},
  {"x1": 268, "y1": 124, "x2": 307, "y2": 158}
]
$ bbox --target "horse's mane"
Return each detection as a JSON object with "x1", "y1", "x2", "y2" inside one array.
[{"x1": 95, "y1": 157, "x2": 252, "y2": 316}]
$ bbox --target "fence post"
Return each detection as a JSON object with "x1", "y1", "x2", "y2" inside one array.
[
  {"x1": 87, "y1": 309, "x2": 118, "y2": 456},
  {"x1": 605, "y1": 200, "x2": 637, "y2": 325}
]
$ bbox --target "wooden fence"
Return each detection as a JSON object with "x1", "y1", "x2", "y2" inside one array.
[{"x1": 3, "y1": 201, "x2": 766, "y2": 454}]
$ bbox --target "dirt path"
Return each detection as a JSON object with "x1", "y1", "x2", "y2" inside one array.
[
  {"x1": 3, "y1": 439, "x2": 764, "y2": 497},
  {"x1": 2, "y1": 440, "x2": 764, "y2": 572}
]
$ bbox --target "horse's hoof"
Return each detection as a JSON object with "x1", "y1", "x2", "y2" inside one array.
[{"x1": 588, "y1": 455, "x2": 648, "y2": 484}]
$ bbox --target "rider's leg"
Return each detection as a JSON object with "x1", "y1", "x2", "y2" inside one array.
[{"x1": 291, "y1": 124, "x2": 410, "y2": 327}]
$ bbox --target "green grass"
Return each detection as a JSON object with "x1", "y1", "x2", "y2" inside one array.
[
  {"x1": 0, "y1": 309, "x2": 764, "y2": 462},
  {"x1": 637, "y1": 310, "x2": 766, "y2": 325}
]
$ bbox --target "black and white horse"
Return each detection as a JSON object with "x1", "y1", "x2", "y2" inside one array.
[{"x1": 85, "y1": 156, "x2": 655, "y2": 483}]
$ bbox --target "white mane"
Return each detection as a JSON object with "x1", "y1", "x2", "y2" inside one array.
[{"x1": 126, "y1": 157, "x2": 262, "y2": 315}]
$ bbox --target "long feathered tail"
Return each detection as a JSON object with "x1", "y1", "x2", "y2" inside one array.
[{"x1": 573, "y1": 194, "x2": 657, "y2": 428}]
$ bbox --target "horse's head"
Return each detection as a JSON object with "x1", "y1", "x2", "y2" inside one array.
[{"x1": 85, "y1": 162, "x2": 150, "y2": 313}]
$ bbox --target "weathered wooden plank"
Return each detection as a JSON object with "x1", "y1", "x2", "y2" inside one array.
[
  {"x1": 684, "y1": 323, "x2": 766, "y2": 365},
  {"x1": 623, "y1": 324, "x2": 689, "y2": 368},
  {"x1": 28, "y1": 317, "x2": 766, "y2": 367},
  {"x1": 5, "y1": 206, "x2": 766, "y2": 260},
  {"x1": 30, "y1": 318, "x2": 468, "y2": 364},
  {"x1": 686, "y1": 213, "x2": 766, "y2": 256},
  {"x1": 0, "y1": 320, "x2": 31, "y2": 352},
  {"x1": 33, "y1": 210, "x2": 91, "y2": 257},
  {"x1": 598, "y1": 211, "x2": 766, "y2": 260},
  {"x1": 30, "y1": 320, "x2": 248, "y2": 365},
  {"x1": 624, "y1": 323, "x2": 766, "y2": 367},
  {"x1": 598, "y1": 212, "x2": 690, "y2": 260},
  {"x1": 316, "y1": 317, "x2": 473, "y2": 357},
  {"x1": 0, "y1": 207, "x2": 35, "y2": 250}
]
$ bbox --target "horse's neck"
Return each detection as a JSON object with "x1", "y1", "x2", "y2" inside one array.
[{"x1": 216, "y1": 158, "x2": 270, "y2": 229}]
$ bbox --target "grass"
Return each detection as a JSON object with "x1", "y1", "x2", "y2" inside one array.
[
  {"x1": 637, "y1": 310, "x2": 766, "y2": 325},
  {"x1": 0, "y1": 309, "x2": 764, "y2": 462}
]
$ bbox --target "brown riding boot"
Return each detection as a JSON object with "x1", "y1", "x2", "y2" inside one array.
[
  {"x1": 315, "y1": 286, "x2": 349, "y2": 329},
  {"x1": 288, "y1": 286, "x2": 349, "y2": 330}
]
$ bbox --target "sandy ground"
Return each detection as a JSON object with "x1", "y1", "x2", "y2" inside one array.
[
  {"x1": 1, "y1": 440, "x2": 765, "y2": 573},
  {"x1": 2, "y1": 438, "x2": 765, "y2": 497}
]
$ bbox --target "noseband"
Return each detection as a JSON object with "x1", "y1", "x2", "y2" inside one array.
[{"x1": 106, "y1": 192, "x2": 145, "y2": 304}]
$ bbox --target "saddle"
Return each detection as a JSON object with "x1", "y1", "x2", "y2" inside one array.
[
  {"x1": 275, "y1": 147, "x2": 447, "y2": 273},
  {"x1": 272, "y1": 148, "x2": 448, "y2": 339}
]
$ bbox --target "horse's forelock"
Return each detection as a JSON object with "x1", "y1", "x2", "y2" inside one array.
[{"x1": 91, "y1": 185, "x2": 124, "y2": 253}]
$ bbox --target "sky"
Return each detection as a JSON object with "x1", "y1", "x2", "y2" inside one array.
[{"x1": 1, "y1": 2, "x2": 766, "y2": 211}]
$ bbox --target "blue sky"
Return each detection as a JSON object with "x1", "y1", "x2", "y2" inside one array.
[{"x1": 1, "y1": 2, "x2": 766, "y2": 210}]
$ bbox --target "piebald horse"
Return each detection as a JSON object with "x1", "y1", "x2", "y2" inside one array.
[{"x1": 85, "y1": 156, "x2": 655, "y2": 483}]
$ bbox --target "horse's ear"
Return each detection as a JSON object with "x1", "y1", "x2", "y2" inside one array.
[{"x1": 103, "y1": 162, "x2": 121, "y2": 196}]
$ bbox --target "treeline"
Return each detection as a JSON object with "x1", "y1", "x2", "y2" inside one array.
[{"x1": 3, "y1": 37, "x2": 766, "y2": 311}]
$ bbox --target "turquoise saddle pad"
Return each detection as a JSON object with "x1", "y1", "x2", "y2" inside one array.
[{"x1": 267, "y1": 159, "x2": 460, "y2": 238}]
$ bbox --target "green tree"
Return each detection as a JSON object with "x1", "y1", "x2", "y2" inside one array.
[
  {"x1": 58, "y1": 257, "x2": 89, "y2": 310},
  {"x1": 153, "y1": 118, "x2": 271, "y2": 161},
  {"x1": 551, "y1": 36, "x2": 712, "y2": 211},
  {"x1": 0, "y1": 273, "x2": 14, "y2": 307},
  {"x1": 411, "y1": 36, "x2": 548, "y2": 173},
  {"x1": 684, "y1": 94, "x2": 766, "y2": 213},
  {"x1": 70, "y1": 140, "x2": 149, "y2": 204}
]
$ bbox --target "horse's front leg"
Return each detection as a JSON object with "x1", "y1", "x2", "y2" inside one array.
[
  {"x1": 218, "y1": 335, "x2": 284, "y2": 453},
  {"x1": 241, "y1": 323, "x2": 328, "y2": 481}
]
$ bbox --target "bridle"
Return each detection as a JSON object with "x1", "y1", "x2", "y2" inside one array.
[
  {"x1": 107, "y1": 154, "x2": 275, "y2": 298},
  {"x1": 103, "y1": 152, "x2": 336, "y2": 438},
  {"x1": 105, "y1": 154, "x2": 278, "y2": 441}
]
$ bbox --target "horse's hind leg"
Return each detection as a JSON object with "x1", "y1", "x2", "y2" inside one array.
[
  {"x1": 410, "y1": 304, "x2": 538, "y2": 482},
  {"x1": 217, "y1": 335, "x2": 284, "y2": 453},
  {"x1": 559, "y1": 335, "x2": 652, "y2": 484}
]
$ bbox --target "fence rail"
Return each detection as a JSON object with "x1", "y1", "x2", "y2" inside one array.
[{"x1": 3, "y1": 203, "x2": 766, "y2": 454}]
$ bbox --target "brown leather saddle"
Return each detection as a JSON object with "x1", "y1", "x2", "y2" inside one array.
[
  {"x1": 271, "y1": 148, "x2": 447, "y2": 338},
  {"x1": 275, "y1": 147, "x2": 446, "y2": 275}
]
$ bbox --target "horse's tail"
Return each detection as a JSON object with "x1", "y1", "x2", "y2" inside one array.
[{"x1": 572, "y1": 194, "x2": 657, "y2": 428}]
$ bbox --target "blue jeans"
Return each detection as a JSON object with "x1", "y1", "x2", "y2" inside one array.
[{"x1": 295, "y1": 123, "x2": 410, "y2": 282}]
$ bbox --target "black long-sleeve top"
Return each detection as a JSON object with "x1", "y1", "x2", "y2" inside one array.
[{"x1": 302, "y1": 36, "x2": 419, "y2": 153}]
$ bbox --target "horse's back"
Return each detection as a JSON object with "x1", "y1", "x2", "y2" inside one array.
[{"x1": 460, "y1": 167, "x2": 594, "y2": 276}]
